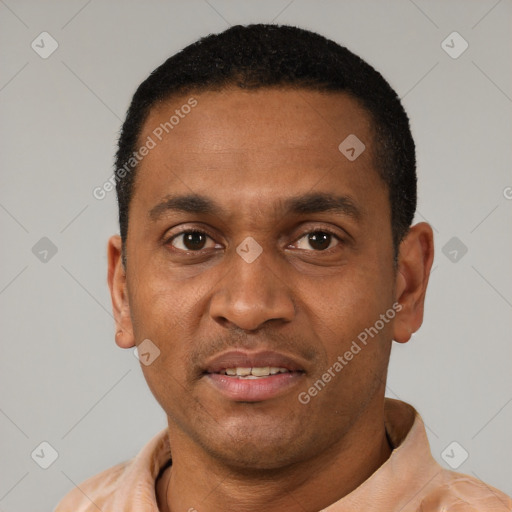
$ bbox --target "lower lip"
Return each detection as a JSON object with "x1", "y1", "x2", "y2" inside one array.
[{"x1": 205, "y1": 372, "x2": 304, "y2": 402}]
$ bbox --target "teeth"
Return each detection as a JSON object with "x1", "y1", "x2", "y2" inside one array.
[
  {"x1": 251, "y1": 366, "x2": 270, "y2": 377},
  {"x1": 222, "y1": 367, "x2": 290, "y2": 377}
]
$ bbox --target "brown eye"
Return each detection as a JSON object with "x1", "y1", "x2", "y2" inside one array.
[
  {"x1": 169, "y1": 231, "x2": 216, "y2": 251},
  {"x1": 295, "y1": 231, "x2": 340, "y2": 251}
]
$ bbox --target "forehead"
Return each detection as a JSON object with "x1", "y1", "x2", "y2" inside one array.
[
  {"x1": 141, "y1": 87, "x2": 373, "y2": 156},
  {"x1": 131, "y1": 88, "x2": 383, "y2": 222}
]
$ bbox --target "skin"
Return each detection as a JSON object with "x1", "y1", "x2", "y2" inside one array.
[{"x1": 108, "y1": 88, "x2": 434, "y2": 512}]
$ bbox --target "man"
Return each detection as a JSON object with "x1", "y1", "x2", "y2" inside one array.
[{"x1": 55, "y1": 24, "x2": 511, "y2": 512}]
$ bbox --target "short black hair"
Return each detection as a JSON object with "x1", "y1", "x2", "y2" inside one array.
[{"x1": 115, "y1": 23, "x2": 416, "y2": 261}]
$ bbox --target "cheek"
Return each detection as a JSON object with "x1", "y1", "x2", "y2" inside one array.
[
  {"x1": 133, "y1": 291, "x2": 192, "y2": 417},
  {"x1": 305, "y1": 261, "x2": 393, "y2": 336},
  {"x1": 129, "y1": 265, "x2": 195, "y2": 337},
  {"x1": 299, "y1": 261, "x2": 396, "y2": 399},
  {"x1": 300, "y1": 270, "x2": 394, "y2": 413},
  {"x1": 128, "y1": 277, "x2": 194, "y2": 389}
]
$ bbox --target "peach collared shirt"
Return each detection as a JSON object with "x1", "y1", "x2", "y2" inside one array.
[{"x1": 55, "y1": 399, "x2": 512, "y2": 511}]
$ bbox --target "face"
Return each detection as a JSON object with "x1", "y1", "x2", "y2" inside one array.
[{"x1": 109, "y1": 88, "x2": 430, "y2": 470}]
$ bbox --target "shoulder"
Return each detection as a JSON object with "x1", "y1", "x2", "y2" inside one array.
[
  {"x1": 54, "y1": 460, "x2": 130, "y2": 512},
  {"x1": 53, "y1": 428, "x2": 170, "y2": 512},
  {"x1": 419, "y1": 470, "x2": 512, "y2": 511}
]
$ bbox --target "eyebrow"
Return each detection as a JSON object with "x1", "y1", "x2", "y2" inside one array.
[{"x1": 148, "y1": 192, "x2": 363, "y2": 222}]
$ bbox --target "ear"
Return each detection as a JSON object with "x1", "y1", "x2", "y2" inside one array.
[
  {"x1": 107, "y1": 235, "x2": 135, "y2": 348},
  {"x1": 393, "y1": 222, "x2": 434, "y2": 343}
]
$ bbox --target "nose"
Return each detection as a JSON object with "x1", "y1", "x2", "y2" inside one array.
[{"x1": 208, "y1": 244, "x2": 296, "y2": 332}]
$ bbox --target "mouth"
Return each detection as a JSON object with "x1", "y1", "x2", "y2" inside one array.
[
  {"x1": 217, "y1": 366, "x2": 294, "y2": 378},
  {"x1": 202, "y1": 350, "x2": 306, "y2": 402}
]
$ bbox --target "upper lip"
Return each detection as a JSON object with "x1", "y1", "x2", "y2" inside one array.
[{"x1": 203, "y1": 350, "x2": 305, "y2": 374}]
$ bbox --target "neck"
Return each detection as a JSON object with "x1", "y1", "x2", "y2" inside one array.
[{"x1": 157, "y1": 399, "x2": 392, "y2": 512}]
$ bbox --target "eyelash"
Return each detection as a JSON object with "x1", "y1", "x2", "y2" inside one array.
[{"x1": 164, "y1": 227, "x2": 345, "y2": 254}]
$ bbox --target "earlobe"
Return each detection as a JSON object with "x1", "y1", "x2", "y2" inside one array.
[
  {"x1": 392, "y1": 223, "x2": 434, "y2": 344},
  {"x1": 107, "y1": 235, "x2": 136, "y2": 348}
]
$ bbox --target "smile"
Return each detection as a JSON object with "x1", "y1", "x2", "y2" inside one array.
[
  {"x1": 202, "y1": 351, "x2": 306, "y2": 402},
  {"x1": 219, "y1": 366, "x2": 292, "y2": 378}
]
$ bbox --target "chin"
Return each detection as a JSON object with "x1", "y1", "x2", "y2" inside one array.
[{"x1": 197, "y1": 416, "x2": 319, "y2": 471}]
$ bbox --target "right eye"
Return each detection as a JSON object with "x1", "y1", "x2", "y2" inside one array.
[{"x1": 166, "y1": 230, "x2": 219, "y2": 252}]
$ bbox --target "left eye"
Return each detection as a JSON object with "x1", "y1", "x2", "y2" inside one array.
[{"x1": 294, "y1": 231, "x2": 340, "y2": 251}]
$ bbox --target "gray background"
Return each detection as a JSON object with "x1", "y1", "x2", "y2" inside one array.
[{"x1": 0, "y1": 0, "x2": 511, "y2": 510}]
